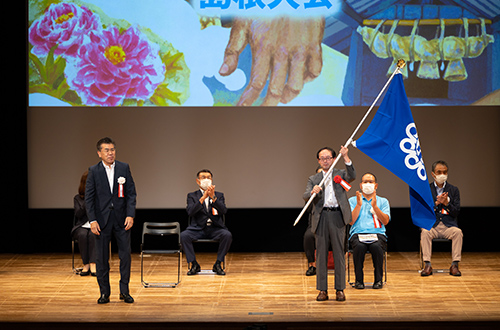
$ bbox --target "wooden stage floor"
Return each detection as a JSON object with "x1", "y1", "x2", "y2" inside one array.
[{"x1": 1, "y1": 252, "x2": 500, "y2": 329}]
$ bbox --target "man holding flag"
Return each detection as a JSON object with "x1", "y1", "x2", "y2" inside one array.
[
  {"x1": 303, "y1": 146, "x2": 356, "y2": 302},
  {"x1": 295, "y1": 61, "x2": 435, "y2": 299}
]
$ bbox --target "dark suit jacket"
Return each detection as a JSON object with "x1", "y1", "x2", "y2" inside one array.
[
  {"x1": 186, "y1": 190, "x2": 227, "y2": 230},
  {"x1": 303, "y1": 163, "x2": 356, "y2": 234},
  {"x1": 85, "y1": 160, "x2": 137, "y2": 229},
  {"x1": 430, "y1": 182, "x2": 460, "y2": 228}
]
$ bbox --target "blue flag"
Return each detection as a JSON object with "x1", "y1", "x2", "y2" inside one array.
[{"x1": 354, "y1": 73, "x2": 435, "y2": 230}]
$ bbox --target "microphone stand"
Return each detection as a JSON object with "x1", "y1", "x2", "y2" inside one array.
[{"x1": 293, "y1": 60, "x2": 406, "y2": 226}]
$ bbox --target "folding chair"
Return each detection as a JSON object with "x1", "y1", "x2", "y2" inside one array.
[
  {"x1": 419, "y1": 237, "x2": 452, "y2": 273},
  {"x1": 188, "y1": 215, "x2": 226, "y2": 273},
  {"x1": 141, "y1": 222, "x2": 182, "y2": 287},
  {"x1": 72, "y1": 223, "x2": 110, "y2": 274},
  {"x1": 71, "y1": 238, "x2": 83, "y2": 274},
  {"x1": 347, "y1": 243, "x2": 387, "y2": 286},
  {"x1": 71, "y1": 215, "x2": 83, "y2": 274}
]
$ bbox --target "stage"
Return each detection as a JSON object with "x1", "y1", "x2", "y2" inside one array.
[{"x1": 1, "y1": 252, "x2": 499, "y2": 329}]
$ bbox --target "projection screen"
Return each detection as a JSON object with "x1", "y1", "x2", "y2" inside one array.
[{"x1": 27, "y1": 1, "x2": 500, "y2": 209}]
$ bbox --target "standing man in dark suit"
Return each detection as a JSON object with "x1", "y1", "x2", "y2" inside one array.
[
  {"x1": 421, "y1": 160, "x2": 462, "y2": 277},
  {"x1": 303, "y1": 146, "x2": 356, "y2": 302},
  {"x1": 181, "y1": 169, "x2": 231, "y2": 276},
  {"x1": 86, "y1": 137, "x2": 137, "y2": 304}
]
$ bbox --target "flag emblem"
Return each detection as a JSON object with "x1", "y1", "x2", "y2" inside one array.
[{"x1": 399, "y1": 123, "x2": 426, "y2": 181}]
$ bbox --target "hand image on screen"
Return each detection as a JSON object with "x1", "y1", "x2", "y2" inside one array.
[{"x1": 219, "y1": 16, "x2": 325, "y2": 106}]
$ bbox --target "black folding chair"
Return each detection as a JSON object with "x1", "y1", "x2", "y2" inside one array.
[
  {"x1": 141, "y1": 222, "x2": 182, "y2": 287},
  {"x1": 347, "y1": 241, "x2": 387, "y2": 286},
  {"x1": 188, "y1": 215, "x2": 226, "y2": 273}
]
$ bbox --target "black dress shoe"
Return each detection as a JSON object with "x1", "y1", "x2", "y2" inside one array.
[
  {"x1": 372, "y1": 281, "x2": 383, "y2": 289},
  {"x1": 213, "y1": 261, "x2": 226, "y2": 276},
  {"x1": 80, "y1": 270, "x2": 91, "y2": 276},
  {"x1": 119, "y1": 293, "x2": 134, "y2": 303},
  {"x1": 91, "y1": 272, "x2": 97, "y2": 277},
  {"x1": 187, "y1": 261, "x2": 201, "y2": 275},
  {"x1": 97, "y1": 294, "x2": 110, "y2": 304},
  {"x1": 354, "y1": 281, "x2": 365, "y2": 289},
  {"x1": 305, "y1": 266, "x2": 316, "y2": 276}
]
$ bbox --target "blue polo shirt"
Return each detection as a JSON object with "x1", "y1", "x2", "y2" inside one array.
[{"x1": 349, "y1": 195, "x2": 391, "y2": 239}]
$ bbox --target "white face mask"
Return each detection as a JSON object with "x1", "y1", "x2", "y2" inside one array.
[
  {"x1": 361, "y1": 183, "x2": 375, "y2": 195},
  {"x1": 199, "y1": 178, "x2": 212, "y2": 190},
  {"x1": 435, "y1": 174, "x2": 447, "y2": 185}
]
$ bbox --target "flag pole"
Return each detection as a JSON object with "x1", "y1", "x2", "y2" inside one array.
[{"x1": 293, "y1": 59, "x2": 406, "y2": 226}]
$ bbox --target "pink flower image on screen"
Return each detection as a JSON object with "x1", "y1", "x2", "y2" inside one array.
[
  {"x1": 29, "y1": 2, "x2": 102, "y2": 58},
  {"x1": 65, "y1": 26, "x2": 166, "y2": 106}
]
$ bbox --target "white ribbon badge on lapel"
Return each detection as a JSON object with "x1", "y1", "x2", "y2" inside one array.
[{"x1": 117, "y1": 177, "x2": 126, "y2": 197}]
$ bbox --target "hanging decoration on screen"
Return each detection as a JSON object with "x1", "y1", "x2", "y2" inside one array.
[{"x1": 357, "y1": 18, "x2": 494, "y2": 81}]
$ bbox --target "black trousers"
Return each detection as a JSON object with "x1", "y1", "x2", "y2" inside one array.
[
  {"x1": 72, "y1": 227, "x2": 96, "y2": 265},
  {"x1": 303, "y1": 223, "x2": 316, "y2": 263},
  {"x1": 180, "y1": 226, "x2": 232, "y2": 264},
  {"x1": 349, "y1": 233, "x2": 387, "y2": 283},
  {"x1": 95, "y1": 210, "x2": 131, "y2": 296}
]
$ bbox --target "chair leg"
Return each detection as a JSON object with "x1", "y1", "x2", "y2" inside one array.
[
  {"x1": 141, "y1": 252, "x2": 181, "y2": 288},
  {"x1": 419, "y1": 240, "x2": 424, "y2": 270},
  {"x1": 384, "y1": 251, "x2": 387, "y2": 284},
  {"x1": 347, "y1": 251, "x2": 352, "y2": 285},
  {"x1": 140, "y1": 251, "x2": 145, "y2": 287},
  {"x1": 72, "y1": 240, "x2": 82, "y2": 274},
  {"x1": 178, "y1": 252, "x2": 182, "y2": 284},
  {"x1": 72, "y1": 241, "x2": 76, "y2": 273}
]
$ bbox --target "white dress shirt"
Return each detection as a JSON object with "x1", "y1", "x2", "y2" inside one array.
[
  {"x1": 102, "y1": 161, "x2": 115, "y2": 193},
  {"x1": 322, "y1": 170, "x2": 339, "y2": 208},
  {"x1": 322, "y1": 160, "x2": 352, "y2": 208}
]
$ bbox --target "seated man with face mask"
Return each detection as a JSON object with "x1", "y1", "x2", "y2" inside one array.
[
  {"x1": 181, "y1": 169, "x2": 232, "y2": 276},
  {"x1": 348, "y1": 172, "x2": 391, "y2": 290},
  {"x1": 420, "y1": 160, "x2": 462, "y2": 277}
]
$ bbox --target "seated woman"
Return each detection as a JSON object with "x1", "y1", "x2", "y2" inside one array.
[{"x1": 71, "y1": 171, "x2": 96, "y2": 276}]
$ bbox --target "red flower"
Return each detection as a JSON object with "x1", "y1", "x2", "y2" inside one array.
[
  {"x1": 29, "y1": 3, "x2": 102, "y2": 57},
  {"x1": 65, "y1": 26, "x2": 165, "y2": 106}
]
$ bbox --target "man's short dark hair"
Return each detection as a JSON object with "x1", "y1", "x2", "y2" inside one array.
[
  {"x1": 432, "y1": 160, "x2": 448, "y2": 173},
  {"x1": 197, "y1": 169, "x2": 213, "y2": 178},
  {"x1": 96, "y1": 137, "x2": 116, "y2": 151},
  {"x1": 316, "y1": 147, "x2": 336, "y2": 159},
  {"x1": 362, "y1": 172, "x2": 377, "y2": 183}
]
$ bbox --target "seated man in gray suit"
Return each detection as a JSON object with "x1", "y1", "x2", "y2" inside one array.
[{"x1": 181, "y1": 169, "x2": 232, "y2": 276}]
